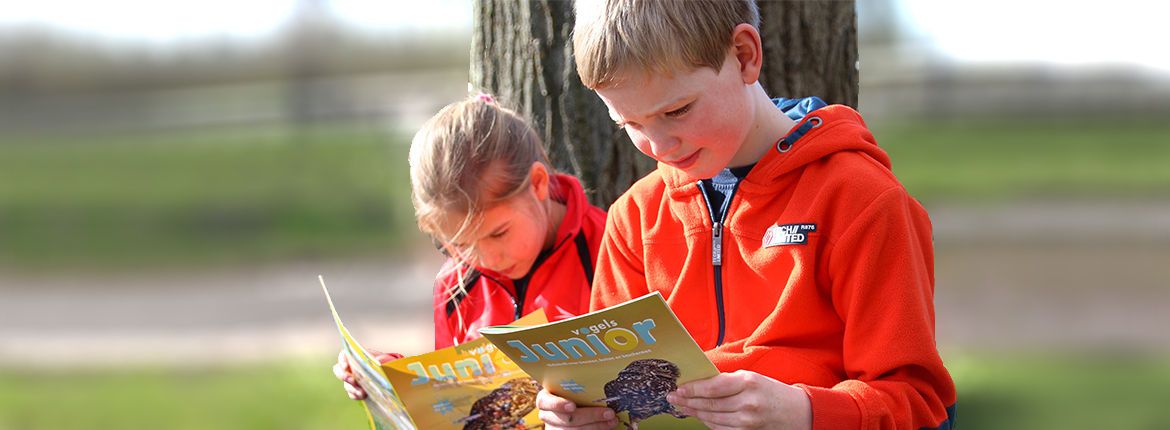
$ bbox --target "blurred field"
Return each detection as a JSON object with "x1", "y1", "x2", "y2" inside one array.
[
  {"x1": 5, "y1": 2, "x2": 1169, "y2": 429},
  {"x1": 3, "y1": 118, "x2": 1169, "y2": 430},
  {"x1": 3, "y1": 119, "x2": 1169, "y2": 273},
  {"x1": 2, "y1": 354, "x2": 1168, "y2": 430},
  {"x1": 876, "y1": 119, "x2": 1170, "y2": 202},
  {"x1": 0, "y1": 361, "x2": 368, "y2": 430},
  {"x1": 947, "y1": 354, "x2": 1170, "y2": 429},
  {"x1": 0, "y1": 124, "x2": 417, "y2": 273}
]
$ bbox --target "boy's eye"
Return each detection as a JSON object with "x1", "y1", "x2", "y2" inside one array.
[{"x1": 665, "y1": 103, "x2": 692, "y2": 118}]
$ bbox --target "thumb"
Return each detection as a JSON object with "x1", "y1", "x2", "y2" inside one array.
[{"x1": 375, "y1": 352, "x2": 403, "y2": 364}]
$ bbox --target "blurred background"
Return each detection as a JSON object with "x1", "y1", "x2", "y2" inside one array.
[{"x1": 1, "y1": 0, "x2": 1168, "y2": 429}]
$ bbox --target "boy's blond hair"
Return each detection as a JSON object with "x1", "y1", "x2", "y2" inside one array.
[
  {"x1": 572, "y1": 0, "x2": 759, "y2": 89},
  {"x1": 409, "y1": 94, "x2": 553, "y2": 244}
]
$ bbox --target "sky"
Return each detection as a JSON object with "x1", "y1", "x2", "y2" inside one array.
[
  {"x1": 0, "y1": 0, "x2": 473, "y2": 41},
  {"x1": 0, "y1": 0, "x2": 1167, "y2": 72},
  {"x1": 899, "y1": 0, "x2": 1170, "y2": 72}
]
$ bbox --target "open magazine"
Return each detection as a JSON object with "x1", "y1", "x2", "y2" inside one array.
[
  {"x1": 320, "y1": 276, "x2": 546, "y2": 430},
  {"x1": 479, "y1": 292, "x2": 719, "y2": 430}
]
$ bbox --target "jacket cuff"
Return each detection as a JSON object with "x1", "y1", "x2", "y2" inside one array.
[{"x1": 798, "y1": 384, "x2": 862, "y2": 430}]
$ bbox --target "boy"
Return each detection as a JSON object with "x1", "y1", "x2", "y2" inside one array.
[{"x1": 536, "y1": 1, "x2": 956, "y2": 429}]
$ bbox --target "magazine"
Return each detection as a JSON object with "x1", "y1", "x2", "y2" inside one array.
[
  {"x1": 320, "y1": 276, "x2": 547, "y2": 430},
  {"x1": 479, "y1": 292, "x2": 719, "y2": 430},
  {"x1": 381, "y1": 310, "x2": 547, "y2": 430},
  {"x1": 320, "y1": 276, "x2": 415, "y2": 430}
]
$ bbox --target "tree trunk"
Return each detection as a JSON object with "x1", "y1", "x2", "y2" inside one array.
[
  {"x1": 758, "y1": 0, "x2": 858, "y2": 108},
  {"x1": 471, "y1": 0, "x2": 858, "y2": 207},
  {"x1": 471, "y1": 0, "x2": 654, "y2": 208}
]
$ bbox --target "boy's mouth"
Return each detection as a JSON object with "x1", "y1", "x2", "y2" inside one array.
[{"x1": 665, "y1": 150, "x2": 700, "y2": 170}]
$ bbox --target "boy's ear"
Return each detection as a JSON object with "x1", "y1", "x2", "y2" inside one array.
[
  {"x1": 730, "y1": 23, "x2": 764, "y2": 84},
  {"x1": 529, "y1": 162, "x2": 551, "y2": 200}
]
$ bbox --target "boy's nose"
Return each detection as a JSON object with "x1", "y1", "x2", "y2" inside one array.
[{"x1": 643, "y1": 128, "x2": 680, "y2": 158}]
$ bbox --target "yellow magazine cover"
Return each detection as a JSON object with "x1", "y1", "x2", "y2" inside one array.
[
  {"x1": 321, "y1": 275, "x2": 549, "y2": 430},
  {"x1": 479, "y1": 292, "x2": 719, "y2": 430},
  {"x1": 320, "y1": 276, "x2": 415, "y2": 430},
  {"x1": 382, "y1": 310, "x2": 548, "y2": 430}
]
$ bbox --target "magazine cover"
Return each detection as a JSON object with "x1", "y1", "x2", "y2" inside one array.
[
  {"x1": 382, "y1": 310, "x2": 548, "y2": 430},
  {"x1": 320, "y1": 276, "x2": 415, "y2": 430},
  {"x1": 479, "y1": 292, "x2": 719, "y2": 430}
]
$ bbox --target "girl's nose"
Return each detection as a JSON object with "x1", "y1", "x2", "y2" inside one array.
[{"x1": 474, "y1": 247, "x2": 506, "y2": 272}]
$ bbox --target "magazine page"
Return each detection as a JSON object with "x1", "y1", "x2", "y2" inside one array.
[
  {"x1": 382, "y1": 310, "x2": 548, "y2": 430},
  {"x1": 479, "y1": 292, "x2": 719, "y2": 430},
  {"x1": 320, "y1": 276, "x2": 416, "y2": 430}
]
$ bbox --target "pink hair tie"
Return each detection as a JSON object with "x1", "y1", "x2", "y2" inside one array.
[{"x1": 476, "y1": 93, "x2": 495, "y2": 104}]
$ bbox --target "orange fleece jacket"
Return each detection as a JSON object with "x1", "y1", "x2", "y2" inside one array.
[{"x1": 591, "y1": 104, "x2": 956, "y2": 429}]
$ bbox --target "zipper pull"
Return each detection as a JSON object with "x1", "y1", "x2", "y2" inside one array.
[{"x1": 712, "y1": 222, "x2": 723, "y2": 266}]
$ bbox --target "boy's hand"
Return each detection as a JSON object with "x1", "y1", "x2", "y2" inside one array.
[
  {"x1": 332, "y1": 349, "x2": 401, "y2": 400},
  {"x1": 667, "y1": 370, "x2": 811, "y2": 430},
  {"x1": 536, "y1": 388, "x2": 619, "y2": 430}
]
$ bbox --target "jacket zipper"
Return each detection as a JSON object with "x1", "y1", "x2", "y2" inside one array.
[
  {"x1": 512, "y1": 276, "x2": 530, "y2": 321},
  {"x1": 697, "y1": 179, "x2": 740, "y2": 347}
]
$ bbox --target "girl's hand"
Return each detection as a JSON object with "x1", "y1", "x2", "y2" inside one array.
[
  {"x1": 332, "y1": 349, "x2": 401, "y2": 400},
  {"x1": 536, "y1": 388, "x2": 619, "y2": 430},
  {"x1": 666, "y1": 370, "x2": 811, "y2": 430}
]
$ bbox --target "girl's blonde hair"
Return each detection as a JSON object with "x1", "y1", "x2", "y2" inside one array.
[
  {"x1": 409, "y1": 94, "x2": 553, "y2": 246},
  {"x1": 572, "y1": 0, "x2": 759, "y2": 89}
]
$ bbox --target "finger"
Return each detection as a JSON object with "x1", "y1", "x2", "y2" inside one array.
[
  {"x1": 333, "y1": 362, "x2": 352, "y2": 383},
  {"x1": 668, "y1": 391, "x2": 743, "y2": 413},
  {"x1": 677, "y1": 371, "x2": 750, "y2": 399},
  {"x1": 344, "y1": 382, "x2": 367, "y2": 400},
  {"x1": 536, "y1": 388, "x2": 577, "y2": 413},
  {"x1": 702, "y1": 423, "x2": 740, "y2": 430},
  {"x1": 374, "y1": 352, "x2": 403, "y2": 364},
  {"x1": 538, "y1": 406, "x2": 615, "y2": 427},
  {"x1": 549, "y1": 420, "x2": 619, "y2": 430},
  {"x1": 339, "y1": 350, "x2": 355, "y2": 373},
  {"x1": 681, "y1": 407, "x2": 761, "y2": 428},
  {"x1": 538, "y1": 410, "x2": 573, "y2": 426}
]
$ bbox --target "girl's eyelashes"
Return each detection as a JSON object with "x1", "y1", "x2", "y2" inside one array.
[{"x1": 489, "y1": 229, "x2": 508, "y2": 239}]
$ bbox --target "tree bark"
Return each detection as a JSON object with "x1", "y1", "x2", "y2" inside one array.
[
  {"x1": 472, "y1": 0, "x2": 858, "y2": 207},
  {"x1": 471, "y1": 0, "x2": 653, "y2": 208},
  {"x1": 758, "y1": 0, "x2": 858, "y2": 108}
]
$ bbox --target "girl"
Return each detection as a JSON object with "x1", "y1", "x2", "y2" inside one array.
[{"x1": 335, "y1": 94, "x2": 607, "y2": 399}]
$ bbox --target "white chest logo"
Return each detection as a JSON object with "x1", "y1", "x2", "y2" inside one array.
[{"x1": 763, "y1": 223, "x2": 817, "y2": 247}]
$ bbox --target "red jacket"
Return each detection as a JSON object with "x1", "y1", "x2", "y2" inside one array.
[
  {"x1": 433, "y1": 174, "x2": 607, "y2": 349},
  {"x1": 591, "y1": 104, "x2": 956, "y2": 429}
]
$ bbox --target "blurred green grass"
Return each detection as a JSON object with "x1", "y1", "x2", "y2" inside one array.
[
  {"x1": 2, "y1": 354, "x2": 1167, "y2": 430},
  {"x1": 946, "y1": 353, "x2": 1170, "y2": 429},
  {"x1": 0, "y1": 361, "x2": 367, "y2": 430},
  {"x1": 0, "y1": 124, "x2": 418, "y2": 272},
  {"x1": 876, "y1": 119, "x2": 1170, "y2": 202},
  {"x1": 2, "y1": 119, "x2": 1169, "y2": 272}
]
